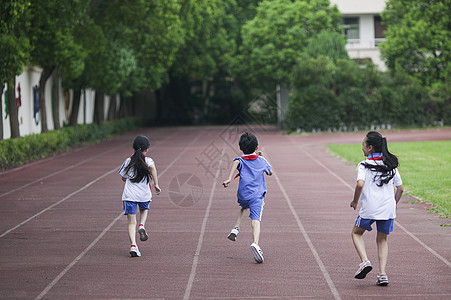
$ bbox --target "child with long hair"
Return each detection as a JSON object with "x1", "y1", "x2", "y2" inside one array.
[
  {"x1": 350, "y1": 131, "x2": 404, "y2": 286},
  {"x1": 119, "y1": 135, "x2": 161, "y2": 257}
]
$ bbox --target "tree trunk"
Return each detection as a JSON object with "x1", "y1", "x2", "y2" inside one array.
[
  {"x1": 107, "y1": 94, "x2": 117, "y2": 121},
  {"x1": 51, "y1": 69, "x2": 60, "y2": 130},
  {"x1": 7, "y1": 75, "x2": 20, "y2": 138},
  {"x1": 69, "y1": 89, "x2": 81, "y2": 126},
  {"x1": 38, "y1": 66, "x2": 55, "y2": 133},
  {"x1": 93, "y1": 92, "x2": 104, "y2": 125}
]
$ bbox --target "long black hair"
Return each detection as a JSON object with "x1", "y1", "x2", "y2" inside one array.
[
  {"x1": 124, "y1": 135, "x2": 151, "y2": 183},
  {"x1": 364, "y1": 131, "x2": 399, "y2": 186}
]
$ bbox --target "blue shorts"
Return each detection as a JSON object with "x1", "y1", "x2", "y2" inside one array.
[
  {"x1": 238, "y1": 198, "x2": 264, "y2": 221},
  {"x1": 123, "y1": 201, "x2": 150, "y2": 215},
  {"x1": 355, "y1": 216, "x2": 394, "y2": 235}
]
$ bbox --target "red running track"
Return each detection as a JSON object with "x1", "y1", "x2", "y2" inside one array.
[{"x1": 0, "y1": 126, "x2": 450, "y2": 299}]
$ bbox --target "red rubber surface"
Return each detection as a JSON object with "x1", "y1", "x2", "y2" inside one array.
[{"x1": 0, "y1": 126, "x2": 450, "y2": 299}]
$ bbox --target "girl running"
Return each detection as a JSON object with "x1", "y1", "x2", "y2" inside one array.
[
  {"x1": 350, "y1": 131, "x2": 404, "y2": 286},
  {"x1": 119, "y1": 135, "x2": 161, "y2": 257}
]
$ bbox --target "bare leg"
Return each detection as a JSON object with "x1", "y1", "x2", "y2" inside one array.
[
  {"x1": 251, "y1": 219, "x2": 261, "y2": 244},
  {"x1": 376, "y1": 231, "x2": 389, "y2": 275},
  {"x1": 351, "y1": 225, "x2": 368, "y2": 262},
  {"x1": 234, "y1": 208, "x2": 248, "y2": 228},
  {"x1": 127, "y1": 214, "x2": 137, "y2": 245},
  {"x1": 139, "y1": 209, "x2": 149, "y2": 227}
]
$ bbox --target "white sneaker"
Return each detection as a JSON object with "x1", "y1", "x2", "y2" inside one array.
[
  {"x1": 228, "y1": 227, "x2": 239, "y2": 241},
  {"x1": 354, "y1": 260, "x2": 372, "y2": 279},
  {"x1": 138, "y1": 226, "x2": 148, "y2": 241},
  {"x1": 250, "y1": 242, "x2": 264, "y2": 263},
  {"x1": 130, "y1": 245, "x2": 141, "y2": 257}
]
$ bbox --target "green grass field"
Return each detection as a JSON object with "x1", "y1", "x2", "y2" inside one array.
[{"x1": 327, "y1": 141, "x2": 451, "y2": 220}]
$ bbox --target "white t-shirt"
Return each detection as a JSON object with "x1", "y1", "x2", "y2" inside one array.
[
  {"x1": 118, "y1": 156, "x2": 155, "y2": 202},
  {"x1": 356, "y1": 158, "x2": 402, "y2": 220}
]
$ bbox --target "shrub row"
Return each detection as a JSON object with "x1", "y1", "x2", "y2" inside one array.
[
  {"x1": 285, "y1": 55, "x2": 451, "y2": 132},
  {"x1": 0, "y1": 117, "x2": 144, "y2": 171}
]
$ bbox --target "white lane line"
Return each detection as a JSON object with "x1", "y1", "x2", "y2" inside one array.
[
  {"x1": 33, "y1": 130, "x2": 204, "y2": 300},
  {"x1": 395, "y1": 221, "x2": 451, "y2": 268},
  {"x1": 0, "y1": 129, "x2": 183, "y2": 238},
  {"x1": 291, "y1": 140, "x2": 451, "y2": 269},
  {"x1": 0, "y1": 145, "x2": 122, "y2": 199},
  {"x1": 270, "y1": 166, "x2": 341, "y2": 300},
  {"x1": 0, "y1": 168, "x2": 117, "y2": 238},
  {"x1": 0, "y1": 128, "x2": 172, "y2": 197},
  {"x1": 34, "y1": 212, "x2": 123, "y2": 300},
  {"x1": 183, "y1": 150, "x2": 224, "y2": 300}
]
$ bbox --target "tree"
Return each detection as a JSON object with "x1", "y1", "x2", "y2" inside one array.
[
  {"x1": 305, "y1": 30, "x2": 349, "y2": 63},
  {"x1": 165, "y1": 0, "x2": 238, "y2": 119},
  {"x1": 381, "y1": 0, "x2": 451, "y2": 86},
  {"x1": 28, "y1": 0, "x2": 88, "y2": 132},
  {"x1": 0, "y1": 0, "x2": 32, "y2": 138},
  {"x1": 234, "y1": 0, "x2": 342, "y2": 85}
]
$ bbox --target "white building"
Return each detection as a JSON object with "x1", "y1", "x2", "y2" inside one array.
[
  {"x1": 1, "y1": 67, "x2": 99, "y2": 139},
  {"x1": 330, "y1": 0, "x2": 387, "y2": 71}
]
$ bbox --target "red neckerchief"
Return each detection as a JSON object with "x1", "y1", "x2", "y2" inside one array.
[
  {"x1": 234, "y1": 154, "x2": 259, "y2": 179},
  {"x1": 367, "y1": 153, "x2": 383, "y2": 161}
]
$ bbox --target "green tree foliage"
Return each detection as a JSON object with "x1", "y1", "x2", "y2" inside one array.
[
  {"x1": 159, "y1": 0, "x2": 241, "y2": 123},
  {"x1": 381, "y1": 0, "x2": 451, "y2": 86},
  {"x1": 28, "y1": 0, "x2": 89, "y2": 132},
  {"x1": 0, "y1": 0, "x2": 31, "y2": 86},
  {"x1": 234, "y1": 0, "x2": 341, "y2": 85},
  {"x1": 305, "y1": 30, "x2": 349, "y2": 63},
  {"x1": 0, "y1": 0, "x2": 32, "y2": 138},
  {"x1": 172, "y1": 0, "x2": 237, "y2": 79},
  {"x1": 286, "y1": 55, "x2": 451, "y2": 132}
]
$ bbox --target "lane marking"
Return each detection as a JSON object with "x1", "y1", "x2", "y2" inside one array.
[
  {"x1": 0, "y1": 145, "x2": 123, "y2": 199},
  {"x1": 0, "y1": 168, "x2": 117, "y2": 238},
  {"x1": 183, "y1": 150, "x2": 223, "y2": 300},
  {"x1": 35, "y1": 212, "x2": 123, "y2": 300},
  {"x1": 270, "y1": 166, "x2": 341, "y2": 300},
  {"x1": 290, "y1": 139, "x2": 451, "y2": 269},
  {"x1": 1, "y1": 129, "x2": 197, "y2": 238},
  {"x1": 0, "y1": 128, "x2": 174, "y2": 198},
  {"x1": 34, "y1": 130, "x2": 205, "y2": 300}
]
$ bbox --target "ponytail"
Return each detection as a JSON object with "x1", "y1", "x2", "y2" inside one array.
[
  {"x1": 124, "y1": 136, "x2": 151, "y2": 183},
  {"x1": 363, "y1": 131, "x2": 399, "y2": 186}
]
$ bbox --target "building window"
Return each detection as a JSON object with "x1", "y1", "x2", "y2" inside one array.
[
  {"x1": 374, "y1": 16, "x2": 386, "y2": 38},
  {"x1": 343, "y1": 17, "x2": 359, "y2": 42},
  {"x1": 374, "y1": 16, "x2": 386, "y2": 46}
]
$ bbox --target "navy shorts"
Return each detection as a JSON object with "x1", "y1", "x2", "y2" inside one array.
[
  {"x1": 123, "y1": 201, "x2": 150, "y2": 215},
  {"x1": 238, "y1": 198, "x2": 265, "y2": 221},
  {"x1": 355, "y1": 216, "x2": 394, "y2": 235}
]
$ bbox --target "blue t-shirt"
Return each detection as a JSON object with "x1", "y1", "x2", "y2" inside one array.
[{"x1": 234, "y1": 154, "x2": 272, "y2": 201}]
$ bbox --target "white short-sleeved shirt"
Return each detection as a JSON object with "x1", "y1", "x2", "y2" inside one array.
[
  {"x1": 356, "y1": 158, "x2": 402, "y2": 220},
  {"x1": 118, "y1": 156, "x2": 155, "y2": 202}
]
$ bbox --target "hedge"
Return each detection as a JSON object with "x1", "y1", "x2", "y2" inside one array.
[
  {"x1": 0, "y1": 117, "x2": 144, "y2": 171},
  {"x1": 286, "y1": 55, "x2": 451, "y2": 132}
]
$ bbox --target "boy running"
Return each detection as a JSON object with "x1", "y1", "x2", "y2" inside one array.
[{"x1": 223, "y1": 132, "x2": 272, "y2": 263}]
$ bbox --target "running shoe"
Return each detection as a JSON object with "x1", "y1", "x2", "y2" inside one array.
[
  {"x1": 354, "y1": 260, "x2": 372, "y2": 279},
  {"x1": 250, "y1": 242, "x2": 264, "y2": 263},
  {"x1": 227, "y1": 227, "x2": 239, "y2": 241},
  {"x1": 130, "y1": 245, "x2": 141, "y2": 257},
  {"x1": 138, "y1": 226, "x2": 148, "y2": 241},
  {"x1": 377, "y1": 274, "x2": 389, "y2": 286}
]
